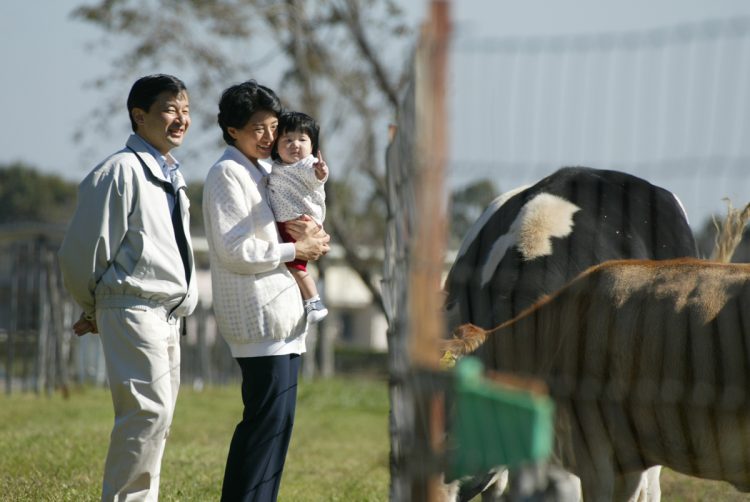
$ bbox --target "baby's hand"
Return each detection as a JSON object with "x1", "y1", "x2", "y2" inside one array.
[{"x1": 314, "y1": 151, "x2": 329, "y2": 180}]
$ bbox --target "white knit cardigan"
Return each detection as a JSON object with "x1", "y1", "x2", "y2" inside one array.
[{"x1": 202, "y1": 146, "x2": 306, "y2": 357}]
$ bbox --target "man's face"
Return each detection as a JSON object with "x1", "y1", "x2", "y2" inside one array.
[{"x1": 132, "y1": 90, "x2": 190, "y2": 154}]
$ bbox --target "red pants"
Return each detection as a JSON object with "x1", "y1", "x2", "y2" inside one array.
[{"x1": 278, "y1": 222, "x2": 307, "y2": 272}]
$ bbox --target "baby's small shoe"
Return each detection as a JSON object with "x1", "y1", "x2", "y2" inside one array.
[{"x1": 304, "y1": 298, "x2": 328, "y2": 324}]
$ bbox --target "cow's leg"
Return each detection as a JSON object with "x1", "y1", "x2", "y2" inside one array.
[
  {"x1": 505, "y1": 464, "x2": 551, "y2": 501},
  {"x1": 571, "y1": 403, "x2": 618, "y2": 501},
  {"x1": 456, "y1": 469, "x2": 505, "y2": 502},
  {"x1": 579, "y1": 469, "x2": 615, "y2": 502},
  {"x1": 616, "y1": 471, "x2": 647, "y2": 502},
  {"x1": 479, "y1": 468, "x2": 508, "y2": 501},
  {"x1": 628, "y1": 466, "x2": 661, "y2": 502},
  {"x1": 439, "y1": 474, "x2": 460, "y2": 502},
  {"x1": 543, "y1": 466, "x2": 582, "y2": 501}
]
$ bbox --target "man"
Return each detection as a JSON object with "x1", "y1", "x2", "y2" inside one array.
[{"x1": 58, "y1": 74, "x2": 198, "y2": 501}]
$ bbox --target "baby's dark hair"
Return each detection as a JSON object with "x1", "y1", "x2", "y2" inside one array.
[{"x1": 271, "y1": 111, "x2": 320, "y2": 161}]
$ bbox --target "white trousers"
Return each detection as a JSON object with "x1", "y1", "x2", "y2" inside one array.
[{"x1": 97, "y1": 305, "x2": 181, "y2": 502}]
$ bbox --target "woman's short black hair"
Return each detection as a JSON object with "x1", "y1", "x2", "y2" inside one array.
[
  {"x1": 271, "y1": 111, "x2": 320, "y2": 161},
  {"x1": 217, "y1": 80, "x2": 282, "y2": 145},
  {"x1": 127, "y1": 74, "x2": 187, "y2": 132}
]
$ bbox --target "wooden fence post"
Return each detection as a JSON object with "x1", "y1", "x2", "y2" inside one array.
[
  {"x1": 6, "y1": 244, "x2": 20, "y2": 395},
  {"x1": 46, "y1": 246, "x2": 70, "y2": 397},
  {"x1": 409, "y1": 2, "x2": 451, "y2": 499},
  {"x1": 384, "y1": 1, "x2": 452, "y2": 500},
  {"x1": 35, "y1": 239, "x2": 49, "y2": 395}
]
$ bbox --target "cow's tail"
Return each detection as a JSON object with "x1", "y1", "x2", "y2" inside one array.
[
  {"x1": 441, "y1": 323, "x2": 489, "y2": 363},
  {"x1": 710, "y1": 199, "x2": 750, "y2": 263}
]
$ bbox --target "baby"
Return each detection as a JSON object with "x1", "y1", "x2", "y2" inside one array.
[{"x1": 268, "y1": 111, "x2": 329, "y2": 323}]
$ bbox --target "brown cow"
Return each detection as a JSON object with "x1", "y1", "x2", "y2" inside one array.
[{"x1": 444, "y1": 258, "x2": 750, "y2": 501}]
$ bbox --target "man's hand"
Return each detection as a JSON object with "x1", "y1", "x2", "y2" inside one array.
[
  {"x1": 286, "y1": 216, "x2": 330, "y2": 261},
  {"x1": 73, "y1": 312, "x2": 98, "y2": 336}
]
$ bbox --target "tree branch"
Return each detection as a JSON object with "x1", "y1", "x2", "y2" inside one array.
[{"x1": 333, "y1": 0, "x2": 400, "y2": 109}]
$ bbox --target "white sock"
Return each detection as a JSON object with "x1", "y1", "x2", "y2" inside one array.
[{"x1": 304, "y1": 295, "x2": 320, "y2": 305}]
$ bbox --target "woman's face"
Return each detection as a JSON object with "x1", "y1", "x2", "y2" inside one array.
[{"x1": 228, "y1": 110, "x2": 278, "y2": 163}]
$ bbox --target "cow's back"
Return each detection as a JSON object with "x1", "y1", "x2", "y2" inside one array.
[{"x1": 444, "y1": 167, "x2": 698, "y2": 331}]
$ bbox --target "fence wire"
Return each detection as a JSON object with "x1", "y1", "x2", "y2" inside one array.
[
  {"x1": 448, "y1": 16, "x2": 750, "y2": 228},
  {"x1": 0, "y1": 227, "x2": 241, "y2": 395},
  {"x1": 386, "y1": 11, "x2": 750, "y2": 502}
]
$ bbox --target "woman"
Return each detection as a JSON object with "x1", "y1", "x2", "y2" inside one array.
[{"x1": 202, "y1": 80, "x2": 330, "y2": 501}]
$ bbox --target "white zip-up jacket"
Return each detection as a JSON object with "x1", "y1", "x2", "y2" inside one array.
[
  {"x1": 203, "y1": 146, "x2": 306, "y2": 357},
  {"x1": 58, "y1": 134, "x2": 198, "y2": 319}
]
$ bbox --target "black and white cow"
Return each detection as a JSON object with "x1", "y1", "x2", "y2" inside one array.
[
  {"x1": 446, "y1": 258, "x2": 750, "y2": 500},
  {"x1": 442, "y1": 166, "x2": 698, "y2": 501},
  {"x1": 445, "y1": 166, "x2": 697, "y2": 331}
]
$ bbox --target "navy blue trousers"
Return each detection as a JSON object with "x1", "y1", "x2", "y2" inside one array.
[{"x1": 221, "y1": 354, "x2": 301, "y2": 502}]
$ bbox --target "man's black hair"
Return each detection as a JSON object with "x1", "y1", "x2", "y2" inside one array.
[{"x1": 127, "y1": 74, "x2": 187, "y2": 132}]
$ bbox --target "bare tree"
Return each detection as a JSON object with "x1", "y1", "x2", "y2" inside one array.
[{"x1": 72, "y1": 0, "x2": 416, "y2": 312}]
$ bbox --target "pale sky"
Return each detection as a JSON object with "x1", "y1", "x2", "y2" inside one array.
[
  {"x1": 2, "y1": 1, "x2": 750, "y2": 225},
  {"x1": 446, "y1": 0, "x2": 750, "y2": 226}
]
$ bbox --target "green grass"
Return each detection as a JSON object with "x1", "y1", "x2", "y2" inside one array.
[
  {"x1": 3, "y1": 379, "x2": 750, "y2": 501},
  {"x1": 660, "y1": 468, "x2": 750, "y2": 502},
  {"x1": 0, "y1": 377, "x2": 390, "y2": 502}
]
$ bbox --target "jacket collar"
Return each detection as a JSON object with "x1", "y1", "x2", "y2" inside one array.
[
  {"x1": 171, "y1": 168, "x2": 187, "y2": 192},
  {"x1": 126, "y1": 134, "x2": 186, "y2": 191}
]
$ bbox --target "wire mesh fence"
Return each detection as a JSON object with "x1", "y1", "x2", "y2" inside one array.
[
  {"x1": 385, "y1": 6, "x2": 750, "y2": 502},
  {"x1": 448, "y1": 16, "x2": 750, "y2": 229},
  {"x1": 0, "y1": 225, "x2": 242, "y2": 395}
]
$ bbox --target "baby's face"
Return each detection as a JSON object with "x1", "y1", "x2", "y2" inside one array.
[{"x1": 277, "y1": 130, "x2": 313, "y2": 164}]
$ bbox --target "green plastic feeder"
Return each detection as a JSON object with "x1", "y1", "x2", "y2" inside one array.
[{"x1": 448, "y1": 357, "x2": 555, "y2": 479}]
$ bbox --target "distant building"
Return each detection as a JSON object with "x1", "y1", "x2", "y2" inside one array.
[
  {"x1": 0, "y1": 224, "x2": 393, "y2": 391},
  {"x1": 192, "y1": 236, "x2": 389, "y2": 352}
]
